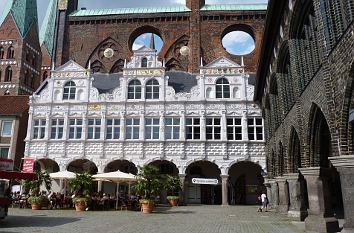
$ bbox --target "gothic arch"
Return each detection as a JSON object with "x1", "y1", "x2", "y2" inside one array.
[
  {"x1": 288, "y1": 127, "x2": 302, "y2": 173},
  {"x1": 110, "y1": 59, "x2": 124, "y2": 73},
  {"x1": 165, "y1": 35, "x2": 189, "y2": 71},
  {"x1": 91, "y1": 60, "x2": 106, "y2": 73},
  {"x1": 128, "y1": 25, "x2": 163, "y2": 53}
]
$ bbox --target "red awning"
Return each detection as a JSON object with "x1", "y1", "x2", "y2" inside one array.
[{"x1": 0, "y1": 171, "x2": 36, "y2": 180}]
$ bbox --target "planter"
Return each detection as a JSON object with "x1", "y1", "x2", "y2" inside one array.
[
  {"x1": 31, "y1": 203, "x2": 41, "y2": 210},
  {"x1": 168, "y1": 198, "x2": 178, "y2": 207},
  {"x1": 141, "y1": 203, "x2": 154, "y2": 214},
  {"x1": 75, "y1": 201, "x2": 86, "y2": 211}
]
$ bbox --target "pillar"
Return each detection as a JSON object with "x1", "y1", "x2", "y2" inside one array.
[
  {"x1": 284, "y1": 173, "x2": 308, "y2": 220},
  {"x1": 269, "y1": 179, "x2": 279, "y2": 209},
  {"x1": 299, "y1": 167, "x2": 339, "y2": 233},
  {"x1": 179, "y1": 174, "x2": 187, "y2": 205},
  {"x1": 221, "y1": 175, "x2": 229, "y2": 206},
  {"x1": 264, "y1": 178, "x2": 272, "y2": 208},
  {"x1": 97, "y1": 181, "x2": 103, "y2": 193},
  {"x1": 275, "y1": 177, "x2": 289, "y2": 213},
  {"x1": 330, "y1": 156, "x2": 354, "y2": 233}
]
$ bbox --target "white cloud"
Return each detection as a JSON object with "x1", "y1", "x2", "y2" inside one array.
[{"x1": 222, "y1": 31, "x2": 255, "y2": 55}]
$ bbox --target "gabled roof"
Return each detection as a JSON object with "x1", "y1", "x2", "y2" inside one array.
[
  {"x1": 201, "y1": 4, "x2": 268, "y2": 11},
  {"x1": 40, "y1": 0, "x2": 57, "y2": 58},
  {"x1": 0, "y1": 0, "x2": 38, "y2": 38},
  {"x1": 0, "y1": 96, "x2": 29, "y2": 116},
  {"x1": 134, "y1": 45, "x2": 156, "y2": 53},
  {"x1": 54, "y1": 60, "x2": 86, "y2": 72},
  {"x1": 205, "y1": 57, "x2": 241, "y2": 68}
]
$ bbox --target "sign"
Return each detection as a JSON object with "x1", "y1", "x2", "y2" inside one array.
[
  {"x1": 192, "y1": 178, "x2": 219, "y2": 185},
  {"x1": 22, "y1": 158, "x2": 35, "y2": 173},
  {"x1": 0, "y1": 158, "x2": 13, "y2": 171}
]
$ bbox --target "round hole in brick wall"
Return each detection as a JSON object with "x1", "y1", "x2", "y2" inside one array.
[
  {"x1": 132, "y1": 33, "x2": 163, "y2": 53},
  {"x1": 222, "y1": 31, "x2": 255, "y2": 56}
]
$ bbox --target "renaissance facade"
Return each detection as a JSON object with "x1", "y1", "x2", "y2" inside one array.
[{"x1": 24, "y1": 46, "x2": 265, "y2": 205}]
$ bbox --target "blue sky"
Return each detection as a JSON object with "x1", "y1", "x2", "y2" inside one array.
[{"x1": 0, "y1": 0, "x2": 267, "y2": 54}]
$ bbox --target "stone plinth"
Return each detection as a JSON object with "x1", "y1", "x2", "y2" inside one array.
[
  {"x1": 284, "y1": 173, "x2": 308, "y2": 221},
  {"x1": 269, "y1": 179, "x2": 279, "y2": 209},
  {"x1": 275, "y1": 177, "x2": 289, "y2": 213},
  {"x1": 264, "y1": 178, "x2": 272, "y2": 207}
]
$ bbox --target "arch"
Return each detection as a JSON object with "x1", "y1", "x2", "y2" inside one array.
[
  {"x1": 91, "y1": 60, "x2": 106, "y2": 73},
  {"x1": 269, "y1": 73, "x2": 280, "y2": 129},
  {"x1": 67, "y1": 159, "x2": 98, "y2": 174},
  {"x1": 0, "y1": 46, "x2": 4, "y2": 59},
  {"x1": 110, "y1": 59, "x2": 124, "y2": 73},
  {"x1": 36, "y1": 158, "x2": 59, "y2": 173},
  {"x1": 164, "y1": 35, "x2": 189, "y2": 71},
  {"x1": 206, "y1": 87, "x2": 212, "y2": 98},
  {"x1": 221, "y1": 24, "x2": 256, "y2": 42},
  {"x1": 141, "y1": 57, "x2": 148, "y2": 68},
  {"x1": 216, "y1": 77, "x2": 230, "y2": 98},
  {"x1": 104, "y1": 159, "x2": 137, "y2": 174},
  {"x1": 228, "y1": 161, "x2": 264, "y2": 205},
  {"x1": 145, "y1": 79, "x2": 159, "y2": 99},
  {"x1": 288, "y1": 127, "x2": 302, "y2": 173},
  {"x1": 77, "y1": 89, "x2": 84, "y2": 101},
  {"x1": 278, "y1": 141, "x2": 285, "y2": 175},
  {"x1": 127, "y1": 79, "x2": 142, "y2": 99},
  {"x1": 148, "y1": 160, "x2": 178, "y2": 176},
  {"x1": 7, "y1": 46, "x2": 14, "y2": 59},
  {"x1": 289, "y1": 0, "x2": 314, "y2": 39},
  {"x1": 63, "y1": 81, "x2": 76, "y2": 100},
  {"x1": 233, "y1": 86, "x2": 240, "y2": 99},
  {"x1": 5, "y1": 66, "x2": 12, "y2": 82},
  {"x1": 128, "y1": 25, "x2": 163, "y2": 53}
]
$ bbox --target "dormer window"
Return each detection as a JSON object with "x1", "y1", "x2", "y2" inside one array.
[
  {"x1": 128, "y1": 80, "x2": 141, "y2": 99},
  {"x1": 63, "y1": 81, "x2": 76, "y2": 100},
  {"x1": 141, "y1": 57, "x2": 148, "y2": 68},
  {"x1": 216, "y1": 78, "x2": 230, "y2": 98}
]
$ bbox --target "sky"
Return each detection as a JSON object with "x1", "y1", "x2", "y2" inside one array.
[{"x1": 0, "y1": 0, "x2": 267, "y2": 54}]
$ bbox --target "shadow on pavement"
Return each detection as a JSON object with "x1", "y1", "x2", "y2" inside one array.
[
  {"x1": 153, "y1": 206, "x2": 194, "y2": 214},
  {"x1": 0, "y1": 215, "x2": 80, "y2": 228}
]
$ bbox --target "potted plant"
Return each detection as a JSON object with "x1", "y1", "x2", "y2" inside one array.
[
  {"x1": 134, "y1": 165, "x2": 163, "y2": 214},
  {"x1": 23, "y1": 170, "x2": 52, "y2": 210},
  {"x1": 164, "y1": 175, "x2": 181, "y2": 207},
  {"x1": 69, "y1": 172, "x2": 93, "y2": 211}
]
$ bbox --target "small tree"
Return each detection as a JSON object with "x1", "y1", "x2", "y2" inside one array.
[
  {"x1": 164, "y1": 175, "x2": 181, "y2": 198},
  {"x1": 69, "y1": 172, "x2": 93, "y2": 197},
  {"x1": 23, "y1": 170, "x2": 52, "y2": 197},
  {"x1": 134, "y1": 165, "x2": 163, "y2": 202}
]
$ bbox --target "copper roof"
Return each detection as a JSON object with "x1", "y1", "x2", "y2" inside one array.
[{"x1": 0, "y1": 96, "x2": 29, "y2": 116}]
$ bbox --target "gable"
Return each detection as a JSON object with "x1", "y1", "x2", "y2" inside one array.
[
  {"x1": 134, "y1": 45, "x2": 156, "y2": 53},
  {"x1": 205, "y1": 57, "x2": 241, "y2": 68},
  {"x1": 55, "y1": 60, "x2": 86, "y2": 72}
]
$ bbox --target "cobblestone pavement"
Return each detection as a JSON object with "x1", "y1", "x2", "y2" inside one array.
[{"x1": 1, "y1": 205, "x2": 305, "y2": 233}]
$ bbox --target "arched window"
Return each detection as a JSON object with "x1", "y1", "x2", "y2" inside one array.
[
  {"x1": 145, "y1": 79, "x2": 159, "y2": 99},
  {"x1": 42, "y1": 71, "x2": 48, "y2": 81},
  {"x1": 7, "y1": 46, "x2": 14, "y2": 59},
  {"x1": 24, "y1": 70, "x2": 29, "y2": 85},
  {"x1": 5, "y1": 66, "x2": 12, "y2": 82},
  {"x1": 128, "y1": 80, "x2": 141, "y2": 99},
  {"x1": 0, "y1": 47, "x2": 4, "y2": 59},
  {"x1": 0, "y1": 69, "x2": 2, "y2": 82},
  {"x1": 31, "y1": 74, "x2": 35, "y2": 88},
  {"x1": 141, "y1": 57, "x2": 148, "y2": 68},
  {"x1": 216, "y1": 78, "x2": 230, "y2": 98},
  {"x1": 63, "y1": 81, "x2": 76, "y2": 100}
]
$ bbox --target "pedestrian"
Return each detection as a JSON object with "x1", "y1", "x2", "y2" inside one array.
[
  {"x1": 261, "y1": 192, "x2": 268, "y2": 212},
  {"x1": 257, "y1": 194, "x2": 262, "y2": 212}
]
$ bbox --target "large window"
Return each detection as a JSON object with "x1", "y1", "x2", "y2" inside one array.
[
  {"x1": 216, "y1": 78, "x2": 230, "y2": 98},
  {"x1": 206, "y1": 118, "x2": 221, "y2": 140},
  {"x1": 106, "y1": 119, "x2": 120, "y2": 139},
  {"x1": 33, "y1": 119, "x2": 46, "y2": 139},
  {"x1": 227, "y1": 118, "x2": 242, "y2": 140},
  {"x1": 186, "y1": 118, "x2": 200, "y2": 140},
  {"x1": 247, "y1": 118, "x2": 263, "y2": 141},
  {"x1": 145, "y1": 118, "x2": 160, "y2": 139},
  {"x1": 128, "y1": 80, "x2": 142, "y2": 99},
  {"x1": 126, "y1": 118, "x2": 140, "y2": 139},
  {"x1": 50, "y1": 119, "x2": 64, "y2": 139},
  {"x1": 68, "y1": 119, "x2": 82, "y2": 139},
  {"x1": 88, "y1": 119, "x2": 101, "y2": 139},
  {"x1": 165, "y1": 118, "x2": 180, "y2": 140},
  {"x1": 63, "y1": 81, "x2": 76, "y2": 100},
  {"x1": 0, "y1": 147, "x2": 9, "y2": 159},
  {"x1": 1, "y1": 121, "x2": 12, "y2": 136},
  {"x1": 145, "y1": 79, "x2": 159, "y2": 99}
]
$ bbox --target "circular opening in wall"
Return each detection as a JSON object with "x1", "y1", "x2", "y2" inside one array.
[
  {"x1": 132, "y1": 33, "x2": 163, "y2": 53},
  {"x1": 222, "y1": 31, "x2": 255, "y2": 56}
]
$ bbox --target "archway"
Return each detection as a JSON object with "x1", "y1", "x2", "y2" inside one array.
[
  {"x1": 228, "y1": 161, "x2": 264, "y2": 205},
  {"x1": 185, "y1": 161, "x2": 221, "y2": 205},
  {"x1": 36, "y1": 159, "x2": 60, "y2": 193},
  {"x1": 67, "y1": 159, "x2": 98, "y2": 174}
]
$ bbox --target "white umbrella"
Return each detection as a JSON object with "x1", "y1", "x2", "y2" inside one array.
[
  {"x1": 50, "y1": 171, "x2": 77, "y2": 194},
  {"x1": 92, "y1": 170, "x2": 137, "y2": 209}
]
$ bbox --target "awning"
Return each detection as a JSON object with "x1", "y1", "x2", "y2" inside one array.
[{"x1": 0, "y1": 171, "x2": 36, "y2": 180}]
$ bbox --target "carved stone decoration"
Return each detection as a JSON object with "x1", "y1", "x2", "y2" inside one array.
[
  {"x1": 90, "y1": 87, "x2": 100, "y2": 101},
  {"x1": 91, "y1": 60, "x2": 106, "y2": 73},
  {"x1": 165, "y1": 35, "x2": 189, "y2": 71},
  {"x1": 110, "y1": 59, "x2": 124, "y2": 73}
]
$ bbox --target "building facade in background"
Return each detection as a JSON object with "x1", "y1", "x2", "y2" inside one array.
[
  {"x1": 25, "y1": 46, "x2": 265, "y2": 205},
  {"x1": 255, "y1": 0, "x2": 354, "y2": 232}
]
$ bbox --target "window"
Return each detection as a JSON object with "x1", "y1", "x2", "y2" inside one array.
[
  {"x1": 50, "y1": 119, "x2": 64, "y2": 139},
  {"x1": 33, "y1": 119, "x2": 46, "y2": 139},
  {"x1": 0, "y1": 47, "x2": 4, "y2": 59},
  {"x1": 5, "y1": 66, "x2": 12, "y2": 82},
  {"x1": 0, "y1": 147, "x2": 9, "y2": 159},
  {"x1": 106, "y1": 119, "x2": 120, "y2": 139},
  {"x1": 42, "y1": 71, "x2": 48, "y2": 81},
  {"x1": 126, "y1": 118, "x2": 140, "y2": 139},
  {"x1": 63, "y1": 81, "x2": 76, "y2": 100},
  {"x1": 165, "y1": 118, "x2": 180, "y2": 139},
  {"x1": 216, "y1": 78, "x2": 230, "y2": 98},
  {"x1": 1, "y1": 121, "x2": 13, "y2": 136},
  {"x1": 69, "y1": 119, "x2": 82, "y2": 139},
  {"x1": 7, "y1": 46, "x2": 14, "y2": 59},
  {"x1": 145, "y1": 118, "x2": 160, "y2": 139},
  {"x1": 141, "y1": 57, "x2": 148, "y2": 68},
  {"x1": 145, "y1": 79, "x2": 159, "y2": 99},
  {"x1": 87, "y1": 119, "x2": 101, "y2": 139},
  {"x1": 0, "y1": 69, "x2": 2, "y2": 82},
  {"x1": 30, "y1": 74, "x2": 35, "y2": 88},
  {"x1": 227, "y1": 118, "x2": 242, "y2": 140},
  {"x1": 186, "y1": 118, "x2": 200, "y2": 140},
  {"x1": 24, "y1": 70, "x2": 29, "y2": 85},
  {"x1": 248, "y1": 118, "x2": 263, "y2": 141},
  {"x1": 206, "y1": 118, "x2": 221, "y2": 140},
  {"x1": 128, "y1": 80, "x2": 141, "y2": 99}
]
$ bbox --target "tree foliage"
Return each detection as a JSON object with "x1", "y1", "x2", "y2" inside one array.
[{"x1": 69, "y1": 172, "x2": 93, "y2": 197}]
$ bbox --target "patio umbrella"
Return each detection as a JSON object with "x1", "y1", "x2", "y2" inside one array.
[
  {"x1": 92, "y1": 170, "x2": 137, "y2": 209},
  {"x1": 50, "y1": 171, "x2": 77, "y2": 194}
]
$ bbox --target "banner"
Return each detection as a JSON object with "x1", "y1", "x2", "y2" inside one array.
[
  {"x1": 22, "y1": 158, "x2": 35, "y2": 173},
  {"x1": 0, "y1": 158, "x2": 14, "y2": 171}
]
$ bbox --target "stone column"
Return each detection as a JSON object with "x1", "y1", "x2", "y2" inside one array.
[
  {"x1": 221, "y1": 175, "x2": 229, "y2": 206},
  {"x1": 269, "y1": 179, "x2": 279, "y2": 209},
  {"x1": 299, "y1": 167, "x2": 339, "y2": 233},
  {"x1": 284, "y1": 173, "x2": 308, "y2": 220},
  {"x1": 264, "y1": 178, "x2": 272, "y2": 207},
  {"x1": 275, "y1": 177, "x2": 289, "y2": 213},
  {"x1": 179, "y1": 174, "x2": 186, "y2": 206},
  {"x1": 330, "y1": 156, "x2": 354, "y2": 233}
]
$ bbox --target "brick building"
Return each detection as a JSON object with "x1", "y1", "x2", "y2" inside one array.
[{"x1": 255, "y1": 0, "x2": 354, "y2": 232}]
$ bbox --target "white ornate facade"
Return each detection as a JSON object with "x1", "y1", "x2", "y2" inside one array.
[{"x1": 24, "y1": 46, "x2": 265, "y2": 205}]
